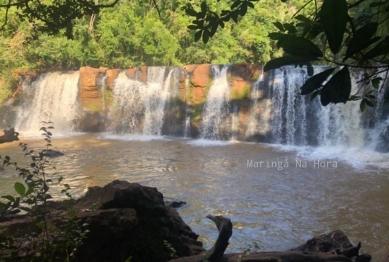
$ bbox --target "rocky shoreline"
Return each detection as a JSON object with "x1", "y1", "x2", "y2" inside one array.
[{"x1": 0, "y1": 180, "x2": 387, "y2": 262}]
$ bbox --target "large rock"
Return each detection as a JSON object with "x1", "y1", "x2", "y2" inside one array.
[
  {"x1": 0, "y1": 180, "x2": 203, "y2": 262},
  {"x1": 73, "y1": 180, "x2": 204, "y2": 262},
  {"x1": 0, "y1": 127, "x2": 19, "y2": 144},
  {"x1": 291, "y1": 229, "x2": 353, "y2": 252}
]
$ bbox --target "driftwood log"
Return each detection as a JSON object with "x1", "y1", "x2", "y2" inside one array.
[
  {"x1": 0, "y1": 127, "x2": 19, "y2": 144},
  {"x1": 203, "y1": 215, "x2": 233, "y2": 260},
  {"x1": 169, "y1": 215, "x2": 371, "y2": 262}
]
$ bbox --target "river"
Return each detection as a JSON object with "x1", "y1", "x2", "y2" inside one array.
[{"x1": 1, "y1": 133, "x2": 388, "y2": 254}]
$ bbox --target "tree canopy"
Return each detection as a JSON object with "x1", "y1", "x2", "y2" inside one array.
[
  {"x1": 0, "y1": 0, "x2": 388, "y2": 110},
  {"x1": 185, "y1": 0, "x2": 389, "y2": 109}
]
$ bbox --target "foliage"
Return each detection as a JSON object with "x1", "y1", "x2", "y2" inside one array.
[
  {"x1": 187, "y1": 0, "x2": 389, "y2": 110},
  {"x1": 0, "y1": 0, "x2": 303, "y2": 105},
  {"x1": 1, "y1": 0, "x2": 387, "y2": 111},
  {"x1": 0, "y1": 123, "x2": 88, "y2": 261}
]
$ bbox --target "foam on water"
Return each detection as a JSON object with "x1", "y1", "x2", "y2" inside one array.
[
  {"x1": 187, "y1": 139, "x2": 238, "y2": 147},
  {"x1": 267, "y1": 143, "x2": 389, "y2": 171},
  {"x1": 98, "y1": 133, "x2": 169, "y2": 141}
]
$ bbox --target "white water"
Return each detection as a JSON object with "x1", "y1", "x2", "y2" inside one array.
[
  {"x1": 184, "y1": 116, "x2": 191, "y2": 138},
  {"x1": 109, "y1": 67, "x2": 174, "y2": 136},
  {"x1": 10, "y1": 66, "x2": 389, "y2": 154},
  {"x1": 246, "y1": 69, "x2": 264, "y2": 138},
  {"x1": 266, "y1": 67, "x2": 388, "y2": 150},
  {"x1": 200, "y1": 66, "x2": 231, "y2": 140},
  {"x1": 15, "y1": 71, "x2": 80, "y2": 136}
]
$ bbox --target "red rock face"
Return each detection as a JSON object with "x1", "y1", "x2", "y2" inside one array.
[
  {"x1": 13, "y1": 64, "x2": 264, "y2": 138},
  {"x1": 188, "y1": 64, "x2": 211, "y2": 89},
  {"x1": 79, "y1": 66, "x2": 107, "y2": 112},
  {"x1": 106, "y1": 69, "x2": 120, "y2": 90}
]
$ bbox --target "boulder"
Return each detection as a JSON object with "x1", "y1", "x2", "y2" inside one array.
[
  {"x1": 0, "y1": 127, "x2": 19, "y2": 144},
  {"x1": 44, "y1": 149, "x2": 64, "y2": 157},
  {"x1": 291, "y1": 229, "x2": 353, "y2": 252},
  {"x1": 74, "y1": 180, "x2": 203, "y2": 262},
  {"x1": 0, "y1": 180, "x2": 203, "y2": 262}
]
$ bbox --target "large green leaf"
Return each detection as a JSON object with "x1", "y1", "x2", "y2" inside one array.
[
  {"x1": 264, "y1": 55, "x2": 318, "y2": 72},
  {"x1": 344, "y1": 23, "x2": 379, "y2": 60},
  {"x1": 14, "y1": 182, "x2": 26, "y2": 196},
  {"x1": 364, "y1": 36, "x2": 389, "y2": 59},
  {"x1": 320, "y1": 66, "x2": 351, "y2": 106},
  {"x1": 301, "y1": 67, "x2": 336, "y2": 95},
  {"x1": 281, "y1": 36, "x2": 323, "y2": 57},
  {"x1": 320, "y1": 0, "x2": 348, "y2": 54}
]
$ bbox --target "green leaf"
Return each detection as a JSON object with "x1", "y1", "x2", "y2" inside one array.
[
  {"x1": 268, "y1": 32, "x2": 289, "y2": 40},
  {"x1": 264, "y1": 55, "x2": 319, "y2": 72},
  {"x1": 344, "y1": 23, "x2": 379, "y2": 60},
  {"x1": 231, "y1": 11, "x2": 239, "y2": 23},
  {"x1": 186, "y1": 7, "x2": 199, "y2": 17},
  {"x1": 202, "y1": 29, "x2": 210, "y2": 44},
  {"x1": 194, "y1": 30, "x2": 202, "y2": 41},
  {"x1": 14, "y1": 182, "x2": 26, "y2": 196},
  {"x1": 370, "y1": 1, "x2": 386, "y2": 7},
  {"x1": 201, "y1": 1, "x2": 207, "y2": 15},
  {"x1": 364, "y1": 36, "x2": 389, "y2": 59},
  {"x1": 281, "y1": 36, "x2": 323, "y2": 57},
  {"x1": 301, "y1": 68, "x2": 336, "y2": 95},
  {"x1": 307, "y1": 64, "x2": 314, "y2": 76},
  {"x1": 239, "y1": 2, "x2": 248, "y2": 15},
  {"x1": 364, "y1": 98, "x2": 375, "y2": 107},
  {"x1": 273, "y1": 22, "x2": 285, "y2": 32},
  {"x1": 360, "y1": 100, "x2": 366, "y2": 111},
  {"x1": 295, "y1": 15, "x2": 310, "y2": 23},
  {"x1": 283, "y1": 23, "x2": 297, "y2": 34},
  {"x1": 247, "y1": 1, "x2": 254, "y2": 8},
  {"x1": 231, "y1": 0, "x2": 242, "y2": 9},
  {"x1": 372, "y1": 77, "x2": 383, "y2": 89},
  {"x1": 2, "y1": 195, "x2": 15, "y2": 202},
  {"x1": 310, "y1": 90, "x2": 320, "y2": 101},
  {"x1": 320, "y1": 0, "x2": 348, "y2": 54},
  {"x1": 320, "y1": 66, "x2": 351, "y2": 106}
]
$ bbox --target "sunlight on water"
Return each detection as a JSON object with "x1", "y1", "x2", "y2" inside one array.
[{"x1": 1, "y1": 134, "x2": 388, "y2": 254}]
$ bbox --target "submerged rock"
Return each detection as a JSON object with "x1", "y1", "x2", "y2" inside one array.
[
  {"x1": 0, "y1": 127, "x2": 19, "y2": 144},
  {"x1": 44, "y1": 149, "x2": 64, "y2": 157}
]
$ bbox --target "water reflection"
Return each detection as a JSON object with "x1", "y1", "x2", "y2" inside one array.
[{"x1": 0, "y1": 134, "x2": 388, "y2": 253}]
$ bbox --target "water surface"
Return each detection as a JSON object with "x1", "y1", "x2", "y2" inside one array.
[{"x1": 0, "y1": 133, "x2": 388, "y2": 254}]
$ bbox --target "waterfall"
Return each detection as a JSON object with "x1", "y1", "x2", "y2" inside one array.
[
  {"x1": 184, "y1": 116, "x2": 191, "y2": 138},
  {"x1": 200, "y1": 66, "x2": 231, "y2": 140},
  {"x1": 108, "y1": 67, "x2": 173, "y2": 136},
  {"x1": 266, "y1": 66, "x2": 387, "y2": 149},
  {"x1": 15, "y1": 71, "x2": 80, "y2": 135},
  {"x1": 143, "y1": 67, "x2": 169, "y2": 136},
  {"x1": 246, "y1": 69, "x2": 264, "y2": 138},
  {"x1": 8, "y1": 65, "x2": 388, "y2": 152},
  {"x1": 231, "y1": 104, "x2": 239, "y2": 140},
  {"x1": 108, "y1": 71, "x2": 146, "y2": 134}
]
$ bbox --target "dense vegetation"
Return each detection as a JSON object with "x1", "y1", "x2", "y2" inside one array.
[
  {"x1": 0, "y1": 0, "x2": 388, "y2": 108},
  {"x1": 187, "y1": 0, "x2": 389, "y2": 108},
  {"x1": 0, "y1": 0, "x2": 306, "y2": 104}
]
